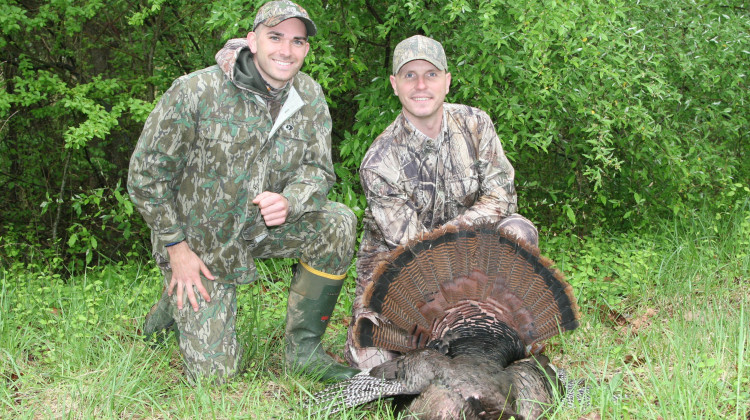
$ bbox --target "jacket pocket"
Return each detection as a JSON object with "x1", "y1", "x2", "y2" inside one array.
[
  {"x1": 194, "y1": 119, "x2": 258, "y2": 180},
  {"x1": 269, "y1": 120, "x2": 310, "y2": 177}
]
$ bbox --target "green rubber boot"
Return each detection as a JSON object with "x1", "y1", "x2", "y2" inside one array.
[
  {"x1": 285, "y1": 263, "x2": 360, "y2": 382},
  {"x1": 143, "y1": 288, "x2": 177, "y2": 345}
]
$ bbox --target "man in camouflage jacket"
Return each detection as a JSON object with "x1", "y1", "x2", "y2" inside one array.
[
  {"x1": 345, "y1": 35, "x2": 540, "y2": 369},
  {"x1": 128, "y1": 0, "x2": 358, "y2": 383}
]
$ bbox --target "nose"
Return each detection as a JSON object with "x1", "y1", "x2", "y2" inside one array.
[
  {"x1": 416, "y1": 75, "x2": 427, "y2": 90},
  {"x1": 279, "y1": 40, "x2": 292, "y2": 56}
]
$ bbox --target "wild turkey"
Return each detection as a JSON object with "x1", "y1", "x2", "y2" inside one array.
[{"x1": 310, "y1": 222, "x2": 581, "y2": 419}]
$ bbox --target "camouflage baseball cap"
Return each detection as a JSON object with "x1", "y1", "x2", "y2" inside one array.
[
  {"x1": 253, "y1": 0, "x2": 317, "y2": 37},
  {"x1": 392, "y1": 35, "x2": 447, "y2": 75}
]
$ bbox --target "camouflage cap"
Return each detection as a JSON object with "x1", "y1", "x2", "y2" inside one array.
[
  {"x1": 253, "y1": 0, "x2": 317, "y2": 37},
  {"x1": 392, "y1": 35, "x2": 447, "y2": 75}
]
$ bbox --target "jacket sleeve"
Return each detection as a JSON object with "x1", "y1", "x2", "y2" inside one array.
[
  {"x1": 361, "y1": 162, "x2": 427, "y2": 249},
  {"x1": 453, "y1": 111, "x2": 518, "y2": 225},
  {"x1": 127, "y1": 79, "x2": 194, "y2": 249},
  {"x1": 282, "y1": 83, "x2": 336, "y2": 221}
]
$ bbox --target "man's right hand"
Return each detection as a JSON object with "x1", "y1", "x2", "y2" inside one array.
[{"x1": 166, "y1": 241, "x2": 215, "y2": 311}]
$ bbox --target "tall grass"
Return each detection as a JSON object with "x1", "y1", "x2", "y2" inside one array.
[
  {"x1": 1, "y1": 201, "x2": 748, "y2": 419},
  {"x1": 543, "y1": 199, "x2": 750, "y2": 419}
]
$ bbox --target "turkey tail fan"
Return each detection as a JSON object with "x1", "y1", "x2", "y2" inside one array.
[{"x1": 354, "y1": 221, "x2": 580, "y2": 355}]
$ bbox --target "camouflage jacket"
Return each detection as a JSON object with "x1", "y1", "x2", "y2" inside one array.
[
  {"x1": 358, "y1": 103, "x2": 518, "y2": 260},
  {"x1": 128, "y1": 39, "x2": 334, "y2": 284}
]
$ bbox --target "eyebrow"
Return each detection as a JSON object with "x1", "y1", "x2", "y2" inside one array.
[
  {"x1": 402, "y1": 68, "x2": 441, "y2": 75},
  {"x1": 266, "y1": 30, "x2": 308, "y2": 41}
]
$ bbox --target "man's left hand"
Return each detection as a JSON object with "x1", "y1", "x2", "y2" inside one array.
[{"x1": 253, "y1": 191, "x2": 289, "y2": 226}]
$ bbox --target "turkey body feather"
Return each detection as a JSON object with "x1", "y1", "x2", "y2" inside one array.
[{"x1": 311, "y1": 222, "x2": 580, "y2": 419}]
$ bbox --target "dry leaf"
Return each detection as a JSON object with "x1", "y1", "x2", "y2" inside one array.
[
  {"x1": 598, "y1": 304, "x2": 627, "y2": 327},
  {"x1": 624, "y1": 354, "x2": 646, "y2": 367},
  {"x1": 626, "y1": 307, "x2": 658, "y2": 335}
]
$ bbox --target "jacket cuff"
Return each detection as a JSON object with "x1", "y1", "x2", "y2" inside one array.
[
  {"x1": 158, "y1": 230, "x2": 186, "y2": 249},
  {"x1": 283, "y1": 193, "x2": 301, "y2": 222}
]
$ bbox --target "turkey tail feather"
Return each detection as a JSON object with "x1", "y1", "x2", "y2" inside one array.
[{"x1": 355, "y1": 222, "x2": 580, "y2": 355}]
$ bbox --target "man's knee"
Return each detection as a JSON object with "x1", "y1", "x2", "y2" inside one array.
[
  {"x1": 287, "y1": 201, "x2": 357, "y2": 275},
  {"x1": 317, "y1": 201, "x2": 357, "y2": 257},
  {"x1": 321, "y1": 201, "x2": 356, "y2": 243}
]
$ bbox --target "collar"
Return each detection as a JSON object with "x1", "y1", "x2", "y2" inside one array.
[{"x1": 397, "y1": 108, "x2": 448, "y2": 151}]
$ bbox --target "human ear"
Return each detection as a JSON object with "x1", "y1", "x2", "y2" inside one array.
[{"x1": 247, "y1": 32, "x2": 258, "y2": 54}]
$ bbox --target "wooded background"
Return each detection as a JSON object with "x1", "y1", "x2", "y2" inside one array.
[{"x1": 1, "y1": 0, "x2": 748, "y2": 273}]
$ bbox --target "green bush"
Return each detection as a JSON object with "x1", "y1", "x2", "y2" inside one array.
[
  {"x1": 336, "y1": 0, "x2": 748, "y2": 233},
  {"x1": 1, "y1": 0, "x2": 747, "y2": 272}
]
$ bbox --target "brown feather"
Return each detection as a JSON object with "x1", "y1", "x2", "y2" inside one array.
[{"x1": 356, "y1": 222, "x2": 580, "y2": 354}]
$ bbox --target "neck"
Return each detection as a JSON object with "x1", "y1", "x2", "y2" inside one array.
[{"x1": 408, "y1": 110, "x2": 443, "y2": 140}]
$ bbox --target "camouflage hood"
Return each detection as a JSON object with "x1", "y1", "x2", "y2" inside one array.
[{"x1": 215, "y1": 38, "x2": 273, "y2": 98}]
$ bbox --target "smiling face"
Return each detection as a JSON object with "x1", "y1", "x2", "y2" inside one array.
[
  {"x1": 247, "y1": 18, "x2": 310, "y2": 88},
  {"x1": 390, "y1": 59, "x2": 451, "y2": 133}
]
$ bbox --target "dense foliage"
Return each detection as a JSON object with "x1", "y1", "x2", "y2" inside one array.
[{"x1": 1, "y1": 0, "x2": 748, "y2": 273}]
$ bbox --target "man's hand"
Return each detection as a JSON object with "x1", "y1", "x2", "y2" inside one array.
[
  {"x1": 166, "y1": 241, "x2": 214, "y2": 311},
  {"x1": 253, "y1": 191, "x2": 289, "y2": 226}
]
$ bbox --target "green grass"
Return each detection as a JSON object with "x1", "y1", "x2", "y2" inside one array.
[{"x1": 1, "y1": 202, "x2": 748, "y2": 419}]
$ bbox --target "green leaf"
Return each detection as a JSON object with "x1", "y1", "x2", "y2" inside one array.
[{"x1": 566, "y1": 206, "x2": 576, "y2": 224}]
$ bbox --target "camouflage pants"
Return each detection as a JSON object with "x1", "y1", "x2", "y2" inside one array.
[
  {"x1": 164, "y1": 201, "x2": 356, "y2": 383},
  {"x1": 344, "y1": 213, "x2": 538, "y2": 369}
]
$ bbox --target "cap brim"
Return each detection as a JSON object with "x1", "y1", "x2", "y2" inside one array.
[
  {"x1": 394, "y1": 56, "x2": 447, "y2": 74},
  {"x1": 256, "y1": 15, "x2": 317, "y2": 37}
]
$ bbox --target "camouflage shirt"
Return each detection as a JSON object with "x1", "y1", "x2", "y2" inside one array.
[
  {"x1": 128, "y1": 39, "x2": 334, "y2": 284},
  {"x1": 358, "y1": 103, "x2": 518, "y2": 261}
]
